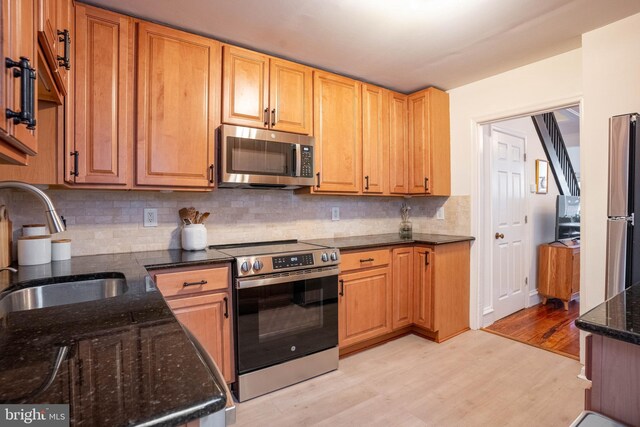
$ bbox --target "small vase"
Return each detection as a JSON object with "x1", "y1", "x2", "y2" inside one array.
[
  {"x1": 181, "y1": 224, "x2": 207, "y2": 251},
  {"x1": 400, "y1": 220, "x2": 413, "y2": 239}
]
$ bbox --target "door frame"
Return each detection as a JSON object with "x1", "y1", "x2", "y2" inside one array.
[
  {"x1": 470, "y1": 96, "x2": 583, "y2": 330},
  {"x1": 482, "y1": 123, "x2": 530, "y2": 327}
]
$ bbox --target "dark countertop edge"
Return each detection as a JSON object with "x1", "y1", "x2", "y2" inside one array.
[
  {"x1": 136, "y1": 397, "x2": 225, "y2": 427},
  {"x1": 303, "y1": 235, "x2": 475, "y2": 251},
  {"x1": 142, "y1": 256, "x2": 234, "y2": 271},
  {"x1": 575, "y1": 318, "x2": 640, "y2": 345}
]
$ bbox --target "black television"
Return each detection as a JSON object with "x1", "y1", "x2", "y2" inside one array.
[{"x1": 555, "y1": 195, "x2": 580, "y2": 241}]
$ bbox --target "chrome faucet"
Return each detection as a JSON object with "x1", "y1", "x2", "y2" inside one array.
[{"x1": 0, "y1": 181, "x2": 65, "y2": 233}]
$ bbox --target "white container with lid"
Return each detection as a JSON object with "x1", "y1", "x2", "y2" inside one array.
[
  {"x1": 51, "y1": 239, "x2": 71, "y2": 261},
  {"x1": 18, "y1": 235, "x2": 52, "y2": 266},
  {"x1": 181, "y1": 224, "x2": 207, "y2": 251},
  {"x1": 22, "y1": 224, "x2": 47, "y2": 237}
]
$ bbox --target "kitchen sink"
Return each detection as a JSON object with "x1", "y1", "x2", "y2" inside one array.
[{"x1": 0, "y1": 275, "x2": 128, "y2": 315}]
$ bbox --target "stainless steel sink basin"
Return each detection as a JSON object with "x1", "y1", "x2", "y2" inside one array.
[{"x1": 0, "y1": 276, "x2": 128, "y2": 315}]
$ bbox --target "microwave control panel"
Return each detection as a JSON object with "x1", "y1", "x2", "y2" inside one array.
[{"x1": 300, "y1": 146, "x2": 313, "y2": 178}]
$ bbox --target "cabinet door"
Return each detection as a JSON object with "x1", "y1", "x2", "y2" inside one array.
[
  {"x1": 37, "y1": 0, "x2": 57, "y2": 74},
  {"x1": 136, "y1": 21, "x2": 220, "y2": 188},
  {"x1": 408, "y1": 91, "x2": 431, "y2": 194},
  {"x1": 339, "y1": 266, "x2": 392, "y2": 348},
  {"x1": 222, "y1": 45, "x2": 269, "y2": 129},
  {"x1": 389, "y1": 91, "x2": 409, "y2": 194},
  {"x1": 2, "y1": 0, "x2": 38, "y2": 157},
  {"x1": 362, "y1": 84, "x2": 388, "y2": 194},
  {"x1": 74, "y1": 332, "x2": 137, "y2": 426},
  {"x1": 392, "y1": 247, "x2": 413, "y2": 329},
  {"x1": 55, "y1": 0, "x2": 72, "y2": 93},
  {"x1": 167, "y1": 292, "x2": 234, "y2": 383},
  {"x1": 413, "y1": 247, "x2": 434, "y2": 330},
  {"x1": 313, "y1": 71, "x2": 362, "y2": 193},
  {"x1": 74, "y1": 5, "x2": 132, "y2": 185},
  {"x1": 269, "y1": 58, "x2": 312, "y2": 134}
]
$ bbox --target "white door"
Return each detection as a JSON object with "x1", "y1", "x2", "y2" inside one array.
[{"x1": 491, "y1": 125, "x2": 527, "y2": 320}]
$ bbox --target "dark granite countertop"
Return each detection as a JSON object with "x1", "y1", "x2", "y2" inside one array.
[
  {"x1": 303, "y1": 233, "x2": 475, "y2": 251},
  {"x1": 576, "y1": 284, "x2": 640, "y2": 345},
  {"x1": 0, "y1": 248, "x2": 233, "y2": 426}
]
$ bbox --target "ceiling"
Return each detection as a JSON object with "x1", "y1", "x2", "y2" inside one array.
[{"x1": 85, "y1": 0, "x2": 640, "y2": 93}]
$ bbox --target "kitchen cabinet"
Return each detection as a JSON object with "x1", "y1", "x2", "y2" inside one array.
[
  {"x1": 338, "y1": 248, "x2": 392, "y2": 349},
  {"x1": 362, "y1": 84, "x2": 389, "y2": 194},
  {"x1": 37, "y1": 0, "x2": 71, "y2": 96},
  {"x1": 538, "y1": 242, "x2": 580, "y2": 310},
  {"x1": 222, "y1": 45, "x2": 312, "y2": 135},
  {"x1": 1, "y1": 0, "x2": 38, "y2": 164},
  {"x1": 407, "y1": 87, "x2": 451, "y2": 195},
  {"x1": 136, "y1": 21, "x2": 220, "y2": 188},
  {"x1": 313, "y1": 71, "x2": 362, "y2": 193},
  {"x1": 153, "y1": 264, "x2": 234, "y2": 384},
  {"x1": 389, "y1": 91, "x2": 409, "y2": 194},
  {"x1": 73, "y1": 4, "x2": 132, "y2": 185},
  {"x1": 392, "y1": 247, "x2": 413, "y2": 330},
  {"x1": 55, "y1": 0, "x2": 72, "y2": 93},
  {"x1": 413, "y1": 247, "x2": 434, "y2": 330}
]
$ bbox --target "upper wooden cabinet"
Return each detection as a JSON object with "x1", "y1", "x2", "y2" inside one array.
[
  {"x1": 389, "y1": 91, "x2": 409, "y2": 194},
  {"x1": 136, "y1": 21, "x2": 220, "y2": 188},
  {"x1": 73, "y1": 4, "x2": 132, "y2": 185},
  {"x1": 222, "y1": 46, "x2": 312, "y2": 135},
  {"x1": 37, "y1": 0, "x2": 72, "y2": 96},
  {"x1": 1, "y1": 0, "x2": 38, "y2": 164},
  {"x1": 407, "y1": 87, "x2": 451, "y2": 196},
  {"x1": 313, "y1": 71, "x2": 362, "y2": 193},
  {"x1": 362, "y1": 84, "x2": 389, "y2": 194}
]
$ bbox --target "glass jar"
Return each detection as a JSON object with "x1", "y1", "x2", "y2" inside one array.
[{"x1": 399, "y1": 220, "x2": 413, "y2": 239}]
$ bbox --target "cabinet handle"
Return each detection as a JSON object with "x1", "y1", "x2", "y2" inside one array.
[
  {"x1": 264, "y1": 108, "x2": 269, "y2": 127},
  {"x1": 70, "y1": 151, "x2": 79, "y2": 177},
  {"x1": 424, "y1": 177, "x2": 429, "y2": 192},
  {"x1": 209, "y1": 164, "x2": 215, "y2": 184},
  {"x1": 316, "y1": 172, "x2": 321, "y2": 188},
  {"x1": 339, "y1": 279, "x2": 344, "y2": 296},
  {"x1": 223, "y1": 296, "x2": 229, "y2": 318},
  {"x1": 359, "y1": 257, "x2": 374, "y2": 263},
  {"x1": 183, "y1": 280, "x2": 207, "y2": 287},
  {"x1": 5, "y1": 57, "x2": 37, "y2": 130},
  {"x1": 271, "y1": 108, "x2": 276, "y2": 126},
  {"x1": 57, "y1": 29, "x2": 71, "y2": 70},
  {"x1": 364, "y1": 175, "x2": 369, "y2": 190},
  {"x1": 425, "y1": 252, "x2": 429, "y2": 266}
]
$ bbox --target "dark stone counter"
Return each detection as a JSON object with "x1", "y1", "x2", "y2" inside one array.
[
  {"x1": 576, "y1": 284, "x2": 640, "y2": 345},
  {"x1": 303, "y1": 233, "x2": 475, "y2": 251},
  {"x1": 0, "y1": 249, "x2": 233, "y2": 426}
]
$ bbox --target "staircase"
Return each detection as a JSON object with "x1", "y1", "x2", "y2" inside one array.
[{"x1": 532, "y1": 113, "x2": 580, "y2": 196}]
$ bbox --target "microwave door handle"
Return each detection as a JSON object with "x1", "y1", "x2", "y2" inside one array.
[{"x1": 294, "y1": 144, "x2": 302, "y2": 177}]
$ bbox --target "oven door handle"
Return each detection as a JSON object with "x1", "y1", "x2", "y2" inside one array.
[{"x1": 236, "y1": 266, "x2": 339, "y2": 289}]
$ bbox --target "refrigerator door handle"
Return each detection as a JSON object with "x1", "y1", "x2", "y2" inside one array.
[
  {"x1": 606, "y1": 219, "x2": 629, "y2": 300},
  {"x1": 608, "y1": 115, "x2": 632, "y2": 217}
]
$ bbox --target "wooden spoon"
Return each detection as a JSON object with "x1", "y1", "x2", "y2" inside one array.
[
  {"x1": 199, "y1": 212, "x2": 210, "y2": 224},
  {"x1": 179, "y1": 208, "x2": 191, "y2": 225}
]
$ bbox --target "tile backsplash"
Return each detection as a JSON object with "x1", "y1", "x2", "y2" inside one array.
[{"x1": 1, "y1": 188, "x2": 470, "y2": 257}]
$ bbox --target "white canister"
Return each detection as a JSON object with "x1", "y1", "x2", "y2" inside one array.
[
  {"x1": 18, "y1": 235, "x2": 52, "y2": 266},
  {"x1": 22, "y1": 224, "x2": 47, "y2": 237},
  {"x1": 181, "y1": 224, "x2": 207, "y2": 251},
  {"x1": 51, "y1": 239, "x2": 71, "y2": 261}
]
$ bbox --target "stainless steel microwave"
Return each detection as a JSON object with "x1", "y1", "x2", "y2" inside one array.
[{"x1": 217, "y1": 125, "x2": 315, "y2": 189}]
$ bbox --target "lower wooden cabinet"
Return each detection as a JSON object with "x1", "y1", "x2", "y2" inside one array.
[
  {"x1": 538, "y1": 242, "x2": 580, "y2": 310},
  {"x1": 152, "y1": 264, "x2": 235, "y2": 384},
  {"x1": 413, "y1": 247, "x2": 434, "y2": 331},
  {"x1": 338, "y1": 265, "x2": 392, "y2": 348},
  {"x1": 391, "y1": 247, "x2": 413, "y2": 329}
]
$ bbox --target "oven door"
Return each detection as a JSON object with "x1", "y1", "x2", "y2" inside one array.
[{"x1": 235, "y1": 268, "x2": 338, "y2": 374}]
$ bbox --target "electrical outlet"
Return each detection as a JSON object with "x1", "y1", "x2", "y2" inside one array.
[
  {"x1": 144, "y1": 208, "x2": 158, "y2": 227},
  {"x1": 331, "y1": 207, "x2": 340, "y2": 221},
  {"x1": 436, "y1": 206, "x2": 445, "y2": 220}
]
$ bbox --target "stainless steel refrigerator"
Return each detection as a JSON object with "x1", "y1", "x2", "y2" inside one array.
[{"x1": 606, "y1": 113, "x2": 640, "y2": 299}]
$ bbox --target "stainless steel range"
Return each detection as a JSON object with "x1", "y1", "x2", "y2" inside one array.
[{"x1": 211, "y1": 240, "x2": 340, "y2": 402}]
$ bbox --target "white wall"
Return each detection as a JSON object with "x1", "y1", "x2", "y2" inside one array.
[
  {"x1": 492, "y1": 116, "x2": 560, "y2": 307},
  {"x1": 581, "y1": 13, "x2": 640, "y2": 315},
  {"x1": 448, "y1": 48, "x2": 582, "y2": 329}
]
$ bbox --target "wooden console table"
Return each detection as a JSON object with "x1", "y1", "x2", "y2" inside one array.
[{"x1": 537, "y1": 242, "x2": 580, "y2": 310}]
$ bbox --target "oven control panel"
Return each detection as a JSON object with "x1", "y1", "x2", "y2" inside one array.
[{"x1": 272, "y1": 253, "x2": 314, "y2": 270}]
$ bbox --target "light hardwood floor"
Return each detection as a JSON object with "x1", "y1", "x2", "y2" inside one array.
[{"x1": 234, "y1": 331, "x2": 585, "y2": 426}]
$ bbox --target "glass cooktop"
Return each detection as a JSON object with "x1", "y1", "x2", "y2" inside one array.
[{"x1": 209, "y1": 240, "x2": 330, "y2": 257}]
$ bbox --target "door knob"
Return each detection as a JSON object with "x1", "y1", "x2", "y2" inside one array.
[{"x1": 495, "y1": 233, "x2": 505, "y2": 239}]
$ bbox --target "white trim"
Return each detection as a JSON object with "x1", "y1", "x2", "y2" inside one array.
[{"x1": 470, "y1": 94, "x2": 584, "y2": 331}]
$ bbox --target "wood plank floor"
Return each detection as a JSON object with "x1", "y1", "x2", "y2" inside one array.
[
  {"x1": 234, "y1": 331, "x2": 585, "y2": 426},
  {"x1": 483, "y1": 299, "x2": 580, "y2": 359}
]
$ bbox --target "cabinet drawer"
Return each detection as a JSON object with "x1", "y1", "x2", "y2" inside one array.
[
  {"x1": 155, "y1": 266, "x2": 230, "y2": 298},
  {"x1": 341, "y1": 249, "x2": 390, "y2": 272}
]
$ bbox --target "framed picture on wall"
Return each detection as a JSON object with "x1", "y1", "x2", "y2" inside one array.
[{"x1": 536, "y1": 159, "x2": 549, "y2": 194}]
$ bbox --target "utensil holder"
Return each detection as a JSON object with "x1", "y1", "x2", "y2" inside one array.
[{"x1": 182, "y1": 224, "x2": 207, "y2": 251}]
